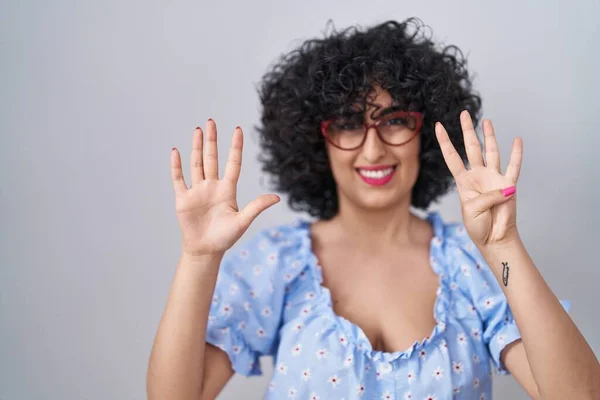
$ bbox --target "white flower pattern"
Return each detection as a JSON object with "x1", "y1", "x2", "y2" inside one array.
[
  {"x1": 461, "y1": 264, "x2": 471, "y2": 277},
  {"x1": 328, "y1": 375, "x2": 341, "y2": 388},
  {"x1": 483, "y1": 297, "x2": 494, "y2": 309},
  {"x1": 452, "y1": 361, "x2": 465, "y2": 374},
  {"x1": 301, "y1": 369, "x2": 311, "y2": 381},
  {"x1": 262, "y1": 306, "x2": 272, "y2": 317},
  {"x1": 291, "y1": 343, "x2": 302, "y2": 356},
  {"x1": 277, "y1": 363, "x2": 287, "y2": 375},
  {"x1": 220, "y1": 304, "x2": 232, "y2": 316},
  {"x1": 315, "y1": 348, "x2": 328, "y2": 359},
  {"x1": 439, "y1": 340, "x2": 449, "y2": 354},
  {"x1": 203, "y1": 213, "x2": 556, "y2": 399},
  {"x1": 287, "y1": 387, "x2": 296, "y2": 398},
  {"x1": 356, "y1": 384, "x2": 366, "y2": 397}
]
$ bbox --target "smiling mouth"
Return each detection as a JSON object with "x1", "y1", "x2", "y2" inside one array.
[{"x1": 355, "y1": 165, "x2": 397, "y2": 186}]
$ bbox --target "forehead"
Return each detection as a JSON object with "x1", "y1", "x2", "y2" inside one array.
[
  {"x1": 348, "y1": 86, "x2": 399, "y2": 118},
  {"x1": 365, "y1": 87, "x2": 395, "y2": 108}
]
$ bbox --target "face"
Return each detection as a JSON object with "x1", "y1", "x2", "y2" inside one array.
[{"x1": 324, "y1": 86, "x2": 421, "y2": 213}]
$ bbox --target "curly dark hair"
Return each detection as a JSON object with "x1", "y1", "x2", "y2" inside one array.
[{"x1": 256, "y1": 18, "x2": 482, "y2": 220}]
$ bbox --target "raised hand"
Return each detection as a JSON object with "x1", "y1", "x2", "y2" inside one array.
[
  {"x1": 435, "y1": 111, "x2": 523, "y2": 247},
  {"x1": 171, "y1": 120, "x2": 280, "y2": 256}
]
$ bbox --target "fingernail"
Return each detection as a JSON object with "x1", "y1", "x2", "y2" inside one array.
[
  {"x1": 208, "y1": 118, "x2": 214, "y2": 122},
  {"x1": 236, "y1": 126, "x2": 241, "y2": 130},
  {"x1": 501, "y1": 186, "x2": 516, "y2": 197},
  {"x1": 195, "y1": 126, "x2": 201, "y2": 130},
  {"x1": 172, "y1": 147, "x2": 176, "y2": 152}
]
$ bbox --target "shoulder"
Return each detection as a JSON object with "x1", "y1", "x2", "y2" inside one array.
[
  {"x1": 233, "y1": 219, "x2": 309, "y2": 258},
  {"x1": 219, "y1": 219, "x2": 311, "y2": 281},
  {"x1": 428, "y1": 211, "x2": 492, "y2": 288},
  {"x1": 428, "y1": 211, "x2": 477, "y2": 261},
  {"x1": 428, "y1": 211, "x2": 479, "y2": 253},
  {"x1": 427, "y1": 211, "x2": 471, "y2": 245}
]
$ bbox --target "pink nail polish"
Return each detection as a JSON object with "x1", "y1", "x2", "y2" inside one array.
[{"x1": 501, "y1": 186, "x2": 516, "y2": 197}]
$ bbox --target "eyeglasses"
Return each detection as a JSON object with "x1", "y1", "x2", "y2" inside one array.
[{"x1": 320, "y1": 111, "x2": 424, "y2": 151}]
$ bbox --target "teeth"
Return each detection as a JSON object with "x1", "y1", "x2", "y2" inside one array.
[{"x1": 358, "y1": 167, "x2": 394, "y2": 179}]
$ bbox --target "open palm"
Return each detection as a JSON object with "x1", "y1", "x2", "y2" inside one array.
[
  {"x1": 435, "y1": 111, "x2": 523, "y2": 247},
  {"x1": 171, "y1": 120, "x2": 280, "y2": 256}
]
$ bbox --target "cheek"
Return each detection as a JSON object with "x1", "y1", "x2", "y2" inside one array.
[
  {"x1": 326, "y1": 147, "x2": 357, "y2": 177},
  {"x1": 394, "y1": 141, "x2": 421, "y2": 183},
  {"x1": 396, "y1": 139, "x2": 421, "y2": 167}
]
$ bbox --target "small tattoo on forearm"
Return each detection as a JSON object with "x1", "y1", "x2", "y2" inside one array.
[{"x1": 502, "y1": 262, "x2": 510, "y2": 286}]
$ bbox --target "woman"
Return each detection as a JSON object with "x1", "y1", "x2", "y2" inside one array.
[{"x1": 147, "y1": 19, "x2": 599, "y2": 399}]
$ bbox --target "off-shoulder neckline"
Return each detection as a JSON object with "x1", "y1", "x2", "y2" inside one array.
[{"x1": 291, "y1": 211, "x2": 451, "y2": 363}]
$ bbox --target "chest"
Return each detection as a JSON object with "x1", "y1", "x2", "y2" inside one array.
[{"x1": 314, "y1": 245, "x2": 440, "y2": 354}]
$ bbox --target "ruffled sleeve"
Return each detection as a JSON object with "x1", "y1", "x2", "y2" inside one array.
[
  {"x1": 206, "y1": 224, "x2": 304, "y2": 376},
  {"x1": 446, "y1": 223, "x2": 571, "y2": 375}
]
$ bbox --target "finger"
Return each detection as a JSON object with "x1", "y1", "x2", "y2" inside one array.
[
  {"x1": 190, "y1": 127, "x2": 204, "y2": 185},
  {"x1": 435, "y1": 122, "x2": 467, "y2": 178},
  {"x1": 482, "y1": 119, "x2": 501, "y2": 172},
  {"x1": 204, "y1": 119, "x2": 219, "y2": 180},
  {"x1": 239, "y1": 194, "x2": 280, "y2": 228},
  {"x1": 170, "y1": 148, "x2": 188, "y2": 194},
  {"x1": 460, "y1": 110, "x2": 484, "y2": 168},
  {"x1": 224, "y1": 127, "x2": 243, "y2": 183},
  {"x1": 505, "y1": 137, "x2": 523, "y2": 183},
  {"x1": 465, "y1": 186, "x2": 516, "y2": 216}
]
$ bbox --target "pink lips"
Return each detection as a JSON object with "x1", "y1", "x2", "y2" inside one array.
[{"x1": 356, "y1": 165, "x2": 397, "y2": 186}]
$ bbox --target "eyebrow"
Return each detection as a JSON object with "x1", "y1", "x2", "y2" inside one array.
[
  {"x1": 340, "y1": 104, "x2": 402, "y2": 120},
  {"x1": 370, "y1": 105, "x2": 404, "y2": 119}
]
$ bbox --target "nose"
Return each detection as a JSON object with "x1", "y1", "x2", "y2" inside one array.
[{"x1": 360, "y1": 126, "x2": 386, "y2": 163}]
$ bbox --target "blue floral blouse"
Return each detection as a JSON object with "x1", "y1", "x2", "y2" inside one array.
[{"x1": 206, "y1": 211, "x2": 570, "y2": 399}]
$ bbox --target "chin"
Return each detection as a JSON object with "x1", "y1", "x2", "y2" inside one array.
[{"x1": 355, "y1": 192, "x2": 406, "y2": 211}]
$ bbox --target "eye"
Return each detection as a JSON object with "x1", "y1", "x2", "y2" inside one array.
[
  {"x1": 331, "y1": 118, "x2": 363, "y2": 131},
  {"x1": 338, "y1": 122, "x2": 362, "y2": 130},
  {"x1": 383, "y1": 117, "x2": 408, "y2": 126},
  {"x1": 381, "y1": 113, "x2": 418, "y2": 130}
]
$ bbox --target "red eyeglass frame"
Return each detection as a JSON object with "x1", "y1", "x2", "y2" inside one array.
[{"x1": 320, "y1": 111, "x2": 424, "y2": 151}]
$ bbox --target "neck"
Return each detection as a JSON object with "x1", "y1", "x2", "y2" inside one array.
[{"x1": 332, "y1": 193, "x2": 422, "y2": 246}]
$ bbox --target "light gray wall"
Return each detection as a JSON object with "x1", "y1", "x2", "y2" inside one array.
[{"x1": 1, "y1": 0, "x2": 598, "y2": 399}]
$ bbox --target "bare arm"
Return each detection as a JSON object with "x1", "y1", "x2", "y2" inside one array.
[
  {"x1": 501, "y1": 340, "x2": 540, "y2": 399},
  {"x1": 146, "y1": 252, "x2": 234, "y2": 400},
  {"x1": 436, "y1": 112, "x2": 600, "y2": 399},
  {"x1": 147, "y1": 120, "x2": 279, "y2": 400},
  {"x1": 480, "y1": 240, "x2": 600, "y2": 400}
]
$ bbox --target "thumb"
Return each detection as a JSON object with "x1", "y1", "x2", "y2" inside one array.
[
  {"x1": 238, "y1": 194, "x2": 281, "y2": 228},
  {"x1": 465, "y1": 186, "x2": 516, "y2": 215}
]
